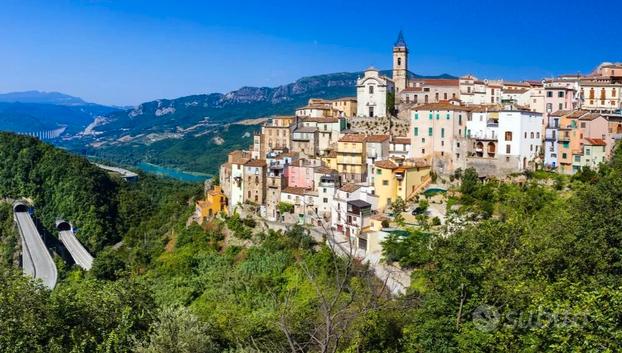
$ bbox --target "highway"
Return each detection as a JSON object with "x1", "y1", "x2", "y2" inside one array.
[
  {"x1": 13, "y1": 202, "x2": 57, "y2": 289},
  {"x1": 57, "y1": 220, "x2": 93, "y2": 270}
]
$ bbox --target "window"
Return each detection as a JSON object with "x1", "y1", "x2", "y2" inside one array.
[
  {"x1": 581, "y1": 122, "x2": 586, "y2": 128},
  {"x1": 530, "y1": 145, "x2": 533, "y2": 151},
  {"x1": 382, "y1": 180, "x2": 389, "y2": 186},
  {"x1": 558, "y1": 91, "x2": 564, "y2": 98},
  {"x1": 530, "y1": 132, "x2": 534, "y2": 139},
  {"x1": 444, "y1": 93, "x2": 448, "y2": 100},
  {"x1": 415, "y1": 113, "x2": 419, "y2": 120},
  {"x1": 546, "y1": 103, "x2": 552, "y2": 112},
  {"x1": 429, "y1": 113, "x2": 433, "y2": 120},
  {"x1": 369, "y1": 106, "x2": 374, "y2": 117},
  {"x1": 574, "y1": 155, "x2": 581, "y2": 162},
  {"x1": 537, "y1": 132, "x2": 540, "y2": 138},
  {"x1": 559, "y1": 103, "x2": 563, "y2": 110},
  {"x1": 586, "y1": 148, "x2": 591, "y2": 156},
  {"x1": 505, "y1": 131, "x2": 513, "y2": 141},
  {"x1": 441, "y1": 140, "x2": 445, "y2": 146},
  {"x1": 323, "y1": 198, "x2": 328, "y2": 203},
  {"x1": 425, "y1": 95, "x2": 429, "y2": 103},
  {"x1": 506, "y1": 144, "x2": 511, "y2": 154},
  {"x1": 435, "y1": 93, "x2": 439, "y2": 101},
  {"x1": 406, "y1": 95, "x2": 410, "y2": 103},
  {"x1": 446, "y1": 113, "x2": 450, "y2": 120},
  {"x1": 397, "y1": 57, "x2": 402, "y2": 66},
  {"x1": 414, "y1": 127, "x2": 419, "y2": 136},
  {"x1": 421, "y1": 148, "x2": 425, "y2": 154},
  {"x1": 458, "y1": 115, "x2": 462, "y2": 125},
  {"x1": 547, "y1": 91, "x2": 553, "y2": 98},
  {"x1": 428, "y1": 127, "x2": 433, "y2": 136},
  {"x1": 376, "y1": 169, "x2": 382, "y2": 175},
  {"x1": 436, "y1": 113, "x2": 440, "y2": 120},
  {"x1": 441, "y1": 128, "x2": 445, "y2": 138},
  {"x1": 369, "y1": 86, "x2": 374, "y2": 94}
]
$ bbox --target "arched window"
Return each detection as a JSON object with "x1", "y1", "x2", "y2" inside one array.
[
  {"x1": 589, "y1": 88, "x2": 595, "y2": 99},
  {"x1": 601, "y1": 88, "x2": 606, "y2": 100},
  {"x1": 613, "y1": 88, "x2": 617, "y2": 97},
  {"x1": 397, "y1": 57, "x2": 402, "y2": 66},
  {"x1": 425, "y1": 95, "x2": 429, "y2": 103}
]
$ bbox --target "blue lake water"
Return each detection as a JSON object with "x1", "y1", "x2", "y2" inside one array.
[{"x1": 135, "y1": 162, "x2": 211, "y2": 183}]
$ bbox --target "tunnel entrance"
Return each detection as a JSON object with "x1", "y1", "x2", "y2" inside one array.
[
  {"x1": 56, "y1": 221, "x2": 71, "y2": 231},
  {"x1": 13, "y1": 203, "x2": 28, "y2": 212}
]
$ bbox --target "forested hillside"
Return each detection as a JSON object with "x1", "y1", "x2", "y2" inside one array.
[{"x1": 1, "y1": 134, "x2": 621, "y2": 352}]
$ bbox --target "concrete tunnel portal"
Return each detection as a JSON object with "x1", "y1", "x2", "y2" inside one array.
[
  {"x1": 13, "y1": 202, "x2": 28, "y2": 213},
  {"x1": 56, "y1": 220, "x2": 71, "y2": 231}
]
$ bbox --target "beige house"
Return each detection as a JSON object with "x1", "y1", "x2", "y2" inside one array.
[{"x1": 410, "y1": 102, "x2": 471, "y2": 175}]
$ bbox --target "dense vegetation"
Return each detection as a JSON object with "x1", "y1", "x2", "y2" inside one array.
[
  {"x1": 85, "y1": 124, "x2": 259, "y2": 175},
  {"x1": 1, "y1": 133, "x2": 622, "y2": 352}
]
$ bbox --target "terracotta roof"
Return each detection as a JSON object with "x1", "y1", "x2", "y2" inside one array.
[
  {"x1": 469, "y1": 104, "x2": 502, "y2": 113},
  {"x1": 374, "y1": 160, "x2": 398, "y2": 169},
  {"x1": 229, "y1": 150, "x2": 251, "y2": 165},
  {"x1": 550, "y1": 110, "x2": 573, "y2": 117},
  {"x1": 365, "y1": 134, "x2": 390, "y2": 143},
  {"x1": 584, "y1": 138, "x2": 606, "y2": 146},
  {"x1": 339, "y1": 134, "x2": 367, "y2": 143},
  {"x1": 244, "y1": 159, "x2": 267, "y2": 167},
  {"x1": 413, "y1": 79, "x2": 459, "y2": 87},
  {"x1": 314, "y1": 165, "x2": 337, "y2": 174},
  {"x1": 568, "y1": 110, "x2": 589, "y2": 118},
  {"x1": 339, "y1": 183, "x2": 361, "y2": 193},
  {"x1": 301, "y1": 116, "x2": 340, "y2": 123},
  {"x1": 391, "y1": 137, "x2": 411, "y2": 145},
  {"x1": 405, "y1": 158, "x2": 431, "y2": 168},
  {"x1": 412, "y1": 102, "x2": 471, "y2": 112},
  {"x1": 579, "y1": 113, "x2": 603, "y2": 121},
  {"x1": 323, "y1": 150, "x2": 337, "y2": 158},
  {"x1": 282, "y1": 186, "x2": 308, "y2": 195}
]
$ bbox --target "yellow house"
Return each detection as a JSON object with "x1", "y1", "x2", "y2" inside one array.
[
  {"x1": 195, "y1": 185, "x2": 228, "y2": 223},
  {"x1": 321, "y1": 149, "x2": 338, "y2": 170},
  {"x1": 373, "y1": 158, "x2": 431, "y2": 210},
  {"x1": 337, "y1": 134, "x2": 367, "y2": 183}
]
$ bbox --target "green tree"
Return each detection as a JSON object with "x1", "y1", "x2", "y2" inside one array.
[{"x1": 135, "y1": 307, "x2": 219, "y2": 353}]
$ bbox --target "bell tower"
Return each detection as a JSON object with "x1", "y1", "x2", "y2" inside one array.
[{"x1": 392, "y1": 30, "x2": 408, "y2": 95}]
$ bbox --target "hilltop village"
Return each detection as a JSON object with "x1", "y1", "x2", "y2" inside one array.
[{"x1": 201, "y1": 32, "x2": 622, "y2": 262}]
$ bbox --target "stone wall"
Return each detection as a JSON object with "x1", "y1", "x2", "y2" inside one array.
[{"x1": 348, "y1": 116, "x2": 410, "y2": 136}]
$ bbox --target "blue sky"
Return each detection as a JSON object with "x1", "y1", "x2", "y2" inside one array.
[{"x1": 1, "y1": 0, "x2": 620, "y2": 106}]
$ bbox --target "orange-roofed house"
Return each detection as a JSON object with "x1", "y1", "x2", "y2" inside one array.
[
  {"x1": 372, "y1": 158, "x2": 431, "y2": 210},
  {"x1": 195, "y1": 185, "x2": 228, "y2": 223}
]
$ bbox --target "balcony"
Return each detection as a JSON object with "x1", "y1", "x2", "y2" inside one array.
[{"x1": 558, "y1": 134, "x2": 571, "y2": 142}]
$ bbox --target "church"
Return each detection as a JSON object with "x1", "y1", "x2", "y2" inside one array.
[{"x1": 356, "y1": 31, "x2": 409, "y2": 118}]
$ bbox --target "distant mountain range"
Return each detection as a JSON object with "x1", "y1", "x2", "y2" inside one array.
[
  {"x1": 0, "y1": 91, "x2": 121, "y2": 134},
  {"x1": 0, "y1": 90, "x2": 88, "y2": 105},
  {"x1": 82, "y1": 70, "x2": 456, "y2": 142},
  {"x1": 60, "y1": 70, "x2": 455, "y2": 174}
]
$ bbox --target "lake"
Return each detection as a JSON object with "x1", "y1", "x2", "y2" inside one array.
[{"x1": 135, "y1": 162, "x2": 212, "y2": 183}]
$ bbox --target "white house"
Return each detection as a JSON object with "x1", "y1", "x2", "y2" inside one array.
[
  {"x1": 356, "y1": 67, "x2": 394, "y2": 118},
  {"x1": 466, "y1": 109, "x2": 543, "y2": 173}
]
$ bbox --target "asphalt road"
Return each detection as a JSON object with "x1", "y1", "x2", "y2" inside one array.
[
  {"x1": 59, "y1": 230, "x2": 93, "y2": 270},
  {"x1": 15, "y1": 211, "x2": 57, "y2": 289}
]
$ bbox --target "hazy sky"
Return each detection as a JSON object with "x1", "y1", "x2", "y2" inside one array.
[{"x1": 1, "y1": 0, "x2": 620, "y2": 106}]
